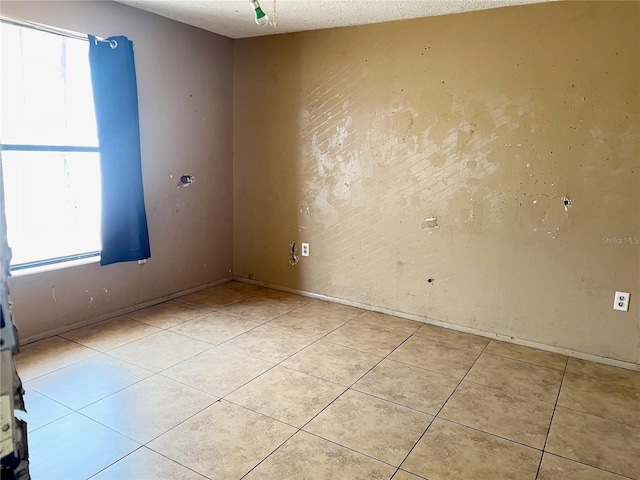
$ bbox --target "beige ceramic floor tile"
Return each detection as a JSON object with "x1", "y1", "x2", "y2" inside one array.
[
  {"x1": 26, "y1": 354, "x2": 152, "y2": 410},
  {"x1": 92, "y1": 447, "x2": 208, "y2": 480},
  {"x1": 148, "y1": 401, "x2": 295, "y2": 479},
  {"x1": 244, "y1": 431, "x2": 396, "y2": 480},
  {"x1": 558, "y1": 373, "x2": 640, "y2": 427},
  {"x1": 124, "y1": 300, "x2": 210, "y2": 328},
  {"x1": 16, "y1": 336, "x2": 99, "y2": 382},
  {"x1": 23, "y1": 295, "x2": 640, "y2": 480},
  {"x1": 439, "y1": 381, "x2": 554, "y2": 448},
  {"x1": 269, "y1": 300, "x2": 363, "y2": 336},
  {"x1": 281, "y1": 340, "x2": 381, "y2": 386},
  {"x1": 324, "y1": 321, "x2": 411, "y2": 356},
  {"x1": 162, "y1": 347, "x2": 274, "y2": 397},
  {"x1": 216, "y1": 281, "x2": 264, "y2": 294},
  {"x1": 218, "y1": 296, "x2": 297, "y2": 322},
  {"x1": 81, "y1": 375, "x2": 217, "y2": 443},
  {"x1": 392, "y1": 471, "x2": 425, "y2": 480},
  {"x1": 221, "y1": 324, "x2": 316, "y2": 363},
  {"x1": 250, "y1": 288, "x2": 312, "y2": 307},
  {"x1": 226, "y1": 282, "x2": 264, "y2": 293},
  {"x1": 60, "y1": 316, "x2": 161, "y2": 352},
  {"x1": 305, "y1": 389, "x2": 432, "y2": 466},
  {"x1": 169, "y1": 311, "x2": 260, "y2": 344},
  {"x1": 484, "y1": 340, "x2": 568, "y2": 371},
  {"x1": 29, "y1": 413, "x2": 139, "y2": 480},
  {"x1": 108, "y1": 330, "x2": 212, "y2": 372},
  {"x1": 413, "y1": 324, "x2": 489, "y2": 351},
  {"x1": 267, "y1": 313, "x2": 344, "y2": 338},
  {"x1": 291, "y1": 300, "x2": 364, "y2": 320},
  {"x1": 465, "y1": 353, "x2": 563, "y2": 403},
  {"x1": 538, "y1": 453, "x2": 629, "y2": 480},
  {"x1": 387, "y1": 336, "x2": 481, "y2": 380},
  {"x1": 353, "y1": 359, "x2": 458, "y2": 414},
  {"x1": 351, "y1": 311, "x2": 423, "y2": 334},
  {"x1": 546, "y1": 407, "x2": 640, "y2": 479},
  {"x1": 226, "y1": 366, "x2": 345, "y2": 427},
  {"x1": 17, "y1": 387, "x2": 72, "y2": 432},
  {"x1": 177, "y1": 286, "x2": 250, "y2": 309},
  {"x1": 401, "y1": 419, "x2": 541, "y2": 480},
  {"x1": 566, "y1": 358, "x2": 640, "y2": 390}
]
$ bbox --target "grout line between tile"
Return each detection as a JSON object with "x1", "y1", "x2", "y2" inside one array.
[
  {"x1": 84, "y1": 446, "x2": 147, "y2": 480},
  {"x1": 90, "y1": 443, "x2": 217, "y2": 480},
  {"x1": 479, "y1": 350, "x2": 569, "y2": 373},
  {"x1": 436, "y1": 417, "x2": 545, "y2": 452},
  {"x1": 537, "y1": 452, "x2": 636, "y2": 480},
  {"x1": 237, "y1": 427, "x2": 300, "y2": 479},
  {"x1": 535, "y1": 355, "x2": 568, "y2": 479},
  {"x1": 236, "y1": 328, "x2": 421, "y2": 478},
  {"x1": 124, "y1": 306, "x2": 213, "y2": 329},
  {"x1": 390, "y1": 338, "x2": 491, "y2": 478},
  {"x1": 25, "y1": 353, "x2": 157, "y2": 410}
]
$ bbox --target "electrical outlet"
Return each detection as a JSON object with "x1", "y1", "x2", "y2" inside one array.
[
  {"x1": 301, "y1": 243, "x2": 309, "y2": 257},
  {"x1": 613, "y1": 291, "x2": 630, "y2": 312}
]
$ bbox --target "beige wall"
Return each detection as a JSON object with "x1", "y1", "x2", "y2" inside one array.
[
  {"x1": 4, "y1": 1, "x2": 234, "y2": 339},
  {"x1": 234, "y1": 2, "x2": 640, "y2": 364}
]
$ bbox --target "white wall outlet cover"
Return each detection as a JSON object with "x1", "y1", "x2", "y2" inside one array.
[
  {"x1": 301, "y1": 243, "x2": 309, "y2": 256},
  {"x1": 613, "y1": 291, "x2": 630, "y2": 311}
]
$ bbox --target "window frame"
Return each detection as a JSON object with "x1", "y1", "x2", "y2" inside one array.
[{"x1": 0, "y1": 20, "x2": 102, "y2": 272}]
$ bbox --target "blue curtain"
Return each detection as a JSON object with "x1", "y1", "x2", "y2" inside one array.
[{"x1": 88, "y1": 35, "x2": 150, "y2": 266}]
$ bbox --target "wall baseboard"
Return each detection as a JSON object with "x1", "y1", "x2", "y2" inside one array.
[
  {"x1": 20, "y1": 277, "x2": 233, "y2": 345},
  {"x1": 235, "y1": 276, "x2": 640, "y2": 372},
  {"x1": 21, "y1": 274, "x2": 638, "y2": 372}
]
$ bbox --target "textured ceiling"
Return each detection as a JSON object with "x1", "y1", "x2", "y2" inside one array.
[{"x1": 115, "y1": 0, "x2": 551, "y2": 39}]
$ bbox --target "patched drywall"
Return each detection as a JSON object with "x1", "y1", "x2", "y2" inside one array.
[
  {"x1": 234, "y1": 2, "x2": 640, "y2": 364},
  {"x1": 4, "y1": 1, "x2": 233, "y2": 339}
]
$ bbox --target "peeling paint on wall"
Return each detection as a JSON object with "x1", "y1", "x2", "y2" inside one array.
[{"x1": 421, "y1": 217, "x2": 438, "y2": 229}]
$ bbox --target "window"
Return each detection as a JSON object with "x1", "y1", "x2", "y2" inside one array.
[{"x1": 1, "y1": 22, "x2": 101, "y2": 270}]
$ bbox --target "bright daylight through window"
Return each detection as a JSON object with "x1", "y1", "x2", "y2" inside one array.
[{"x1": 1, "y1": 22, "x2": 101, "y2": 270}]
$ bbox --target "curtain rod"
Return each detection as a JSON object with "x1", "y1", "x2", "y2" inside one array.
[{"x1": 0, "y1": 15, "x2": 115, "y2": 47}]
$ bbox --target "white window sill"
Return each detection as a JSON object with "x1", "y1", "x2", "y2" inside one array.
[{"x1": 10, "y1": 254, "x2": 100, "y2": 277}]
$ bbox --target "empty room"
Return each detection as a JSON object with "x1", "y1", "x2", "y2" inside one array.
[{"x1": 0, "y1": 0, "x2": 638, "y2": 479}]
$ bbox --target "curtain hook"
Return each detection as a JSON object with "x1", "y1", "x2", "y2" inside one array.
[{"x1": 109, "y1": 39, "x2": 118, "y2": 49}]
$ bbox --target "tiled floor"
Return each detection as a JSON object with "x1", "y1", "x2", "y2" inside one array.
[{"x1": 15, "y1": 281, "x2": 640, "y2": 480}]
